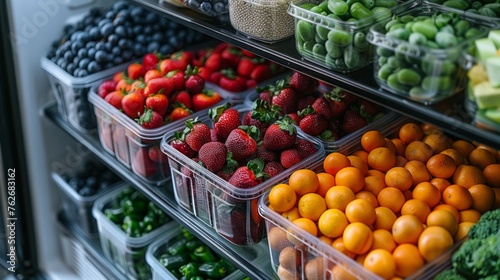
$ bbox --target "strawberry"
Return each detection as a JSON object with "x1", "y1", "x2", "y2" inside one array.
[
  {"x1": 289, "y1": 71, "x2": 317, "y2": 94},
  {"x1": 287, "y1": 113, "x2": 301, "y2": 125},
  {"x1": 148, "y1": 145, "x2": 168, "y2": 163},
  {"x1": 137, "y1": 108, "x2": 164, "y2": 129},
  {"x1": 171, "y1": 90, "x2": 192, "y2": 109},
  {"x1": 312, "y1": 96, "x2": 333, "y2": 119},
  {"x1": 343, "y1": 90, "x2": 358, "y2": 105},
  {"x1": 219, "y1": 69, "x2": 247, "y2": 92},
  {"x1": 169, "y1": 105, "x2": 193, "y2": 122},
  {"x1": 250, "y1": 64, "x2": 273, "y2": 83},
  {"x1": 221, "y1": 46, "x2": 242, "y2": 68},
  {"x1": 204, "y1": 53, "x2": 224, "y2": 71},
  {"x1": 144, "y1": 69, "x2": 162, "y2": 84},
  {"x1": 213, "y1": 42, "x2": 229, "y2": 54},
  {"x1": 326, "y1": 89, "x2": 348, "y2": 118},
  {"x1": 247, "y1": 99, "x2": 281, "y2": 138},
  {"x1": 210, "y1": 129, "x2": 220, "y2": 142},
  {"x1": 198, "y1": 66, "x2": 212, "y2": 82},
  {"x1": 216, "y1": 170, "x2": 234, "y2": 181},
  {"x1": 166, "y1": 70, "x2": 186, "y2": 91},
  {"x1": 209, "y1": 71, "x2": 223, "y2": 84},
  {"x1": 255, "y1": 144, "x2": 277, "y2": 163},
  {"x1": 342, "y1": 108, "x2": 368, "y2": 134},
  {"x1": 145, "y1": 93, "x2": 169, "y2": 116},
  {"x1": 228, "y1": 159, "x2": 268, "y2": 188},
  {"x1": 297, "y1": 95, "x2": 317, "y2": 112},
  {"x1": 358, "y1": 99, "x2": 382, "y2": 117},
  {"x1": 113, "y1": 72, "x2": 124, "y2": 84},
  {"x1": 142, "y1": 53, "x2": 160, "y2": 72},
  {"x1": 159, "y1": 50, "x2": 193, "y2": 74},
  {"x1": 241, "y1": 49, "x2": 256, "y2": 58},
  {"x1": 246, "y1": 79, "x2": 257, "y2": 89},
  {"x1": 198, "y1": 142, "x2": 228, "y2": 173},
  {"x1": 170, "y1": 134, "x2": 196, "y2": 158},
  {"x1": 262, "y1": 116, "x2": 297, "y2": 151},
  {"x1": 263, "y1": 161, "x2": 285, "y2": 178},
  {"x1": 271, "y1": 80, "x2": 298, "y2": 115},
  {"x1": 98, "y1": 80, "x2": 117, "y2": 98},
  {"x1": 294, "y1": 139, "x2": 317, "y2": 159},
  {"x1": 209, "y1": 103, "x2": 242, "y2": 141},
  {"x1": 225, "y1": 125, "x2": 259, "y2": 161},
  {"x1": 144, "y1": 77, "x2": 174, "y2": 98},
  {"x1": 298, "y1": 106, "x2": 328, "y2": 136},
  {"x1": 131, "y1": 80, "x2": 146, "y2": 97},
  {"x1": 184, "y1": 66, "x2": 206, "y2": 94},
  {"x1": 182, "y1": 118, "x2": 211, "y2": 152},
  {"x1": 121, "y1": 91, "x2": 145, "y2": 119},
  {"x1": 133, "y1": 148, "x2": 158, "y2": 178},
  {"x1": 191, "y1": 89, "x2": 222, "y2": 112},
  {"x1": 257, "y1": 87, "x2": 272, "y2": 104},
  {"x1": 104, "y1": 90, "x2": 126, "y2": 109},
  {"x1": 127, "y1": 63, "x2": 144, "y2": 80},
  {"x1": 280, "y1": 148, "x2": 302, "y2": 169},
  {"x1": 237, "y1": 58, "x2": 259, "y2": 78},
  {"x1": 115, "y1": 78, "x2": 132, "y2": 92}
]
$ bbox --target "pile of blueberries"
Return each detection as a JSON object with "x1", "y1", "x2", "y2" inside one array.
[
  {"x1": 47, "y1": 1, "x2": 205, "y2": 77},
  {"x1": 184, "y1": 0, "x2": 229, "y2": 18},
  {"x1": 61, "y1": 159, "x2": 121, "y2": 197}
]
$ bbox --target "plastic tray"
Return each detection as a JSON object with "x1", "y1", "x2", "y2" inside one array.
[
  {"x1": 367, "y1": 4, "x2": 495, "y2": 105},
  {"x1": 160, "y1": 104, "x2": 326, "y2": 246},
  {"x1": 228, "y1": 0, "x2": 295, "y2": 43},
  {"x1": 88, "y1": 88, "x2": 227, "y2": 185},
  {"x1": 92, "y1": 185, "x2": 177, "y2": 280},
  {"x1": 146, "y1": 225, "x2": 248, "y2": 280},
  {"x1": 41, "y1": 56, "x2": 134, "y2": 133},
  {"x1": 288, "y1": 0, "x2": 417, "y2": 73},
  {"x1": 181, "y1": 0, "x2": 230, "y2": 22}
]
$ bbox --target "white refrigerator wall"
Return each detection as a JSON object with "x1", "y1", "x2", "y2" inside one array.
[{"x1": 6, "y1": 0, "x2": 111, "y2": 278}]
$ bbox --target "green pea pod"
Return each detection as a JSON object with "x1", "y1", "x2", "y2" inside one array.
[
  {"x1": 315, "y1": 33, "x2": 327, "y2": 44},
  {"x1": 313, "y1": 44, "x2": 327, "y2": 60},
  {"x1": 329, "y1": 0, "x2": 349, "y2": 16},
  {"x1": 434, "y1": 13, "x2": 452, "y2": 29},
  {"x1": 316, "y1": 25, "x2": 330, "y2": 41},
  {"x1": 327, "y1": 29, "x2": 352, "y2": 47},
  {"x1": 387, "y1": 56, "x2": 407, "y2": 69},
  {"x1": 425, "y1": 41, "x2": 440, "y2": 49},
  {"x1": 378, "y1": 63, "x2": 394, "y2": 80},
  {"x1": 386, "y1": 28, "x2": 410, "y2": 41},
  {"x1": 361, "y1": 0, "x2": 375, "y2": 9},
  {"x1": 350, "y1": 2, "x2": 373, "y2": 19},
  {"x1": 409, "y1": 86, "x2": 438, "y2": 99},
  {"x1": 344, "y1": 47, "x2": 360, "y2": 68},
  {"x1": 354, "y1": 32, "x2": 368, "y2": 51},
  {"x1": 479, "y1": 7, "x2": 497, "y2": 16},
  {"x1": 376, "y1": 46, "x2": 393, "y2": 57},
  {"x1": 389, "y1": 23, "x2": 406, "y2": 32},
  {"x1": 303, "y1": 41, "x2": 315, "y2": 53},
  {"x1": 413, "y1": 15, "x2": 431, "y2": 22},
  {"x1": 326, "y1": 40, "x2": 343, "y2": 58},
  {"x1": 443, "y1": 0, "x2": 470, "y2": 10},
  {"x1": 297, "y1": 20, "x2": 315, "y2": 41},
  {"x1": 373, "y1": 0, "x2": 397, "y2": 8},
  {"x1": 411, "y1": 21, "x2": 438, "y2": 40},
  {"x1": 325, "y1": 54, "x2": 337, "y2": 68},
  {"x1": 435, "y1": 32, "x2": 458, "y2": 48},
  {"x1": 387, "y1": 73, "x2": 409, "y2": 92},
  {"x1": 396, "y1": 68, "x2": 422, "y2": 86},
  {"x1": 385, "y1": 18, "x2": 401, "y2": 31},
  {"x1": 394, "y1": 44, "x2": 409, "y2": 60},
  {"x1": 409, "y1": 32, "x2": 427, "y2": 45},
  {"x1": 439, "y1": 60, "x2": 457, "y2": 76},
  {"x1": 483, "y1": 3, "x2": 500, "y2": 14}
]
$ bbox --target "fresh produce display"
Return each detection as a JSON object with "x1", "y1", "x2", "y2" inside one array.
[
  {"x1": 465, "y1": 29, "x2": 500, "y2": 132},
  {"x1": 155, "y1": 227, "x2": 238, "y2": 279},
  {"x1": 262, "y1": 121, "x2": 500, "y2": 279},
  {"x1": 228, "y1": 0, "x2": 295, "y2": 43},
  {"x1": 181, "y1": 0, "x2": 230, "y2": 21},
  {"x1": 161, "y1": 102, "x2": 324, "y2": 246},
  {"x1": 288, "y1": 0, "x2": 404, "y2": 72},
  {"x1": 435, "y1": 208, "x2": 500, "y2": 279},
  {"x1": 97, "y1": 186, "x2": 172, "y2": 279},
  {"x1": 369, "y1": 6, "x2": 490, "y2": 104},
  {"x1": 427, "y1": 0, "x2": 500, "y2": 18},
  {"x1": 47, "y1": 0, "x2": 203, "y2": 77}
]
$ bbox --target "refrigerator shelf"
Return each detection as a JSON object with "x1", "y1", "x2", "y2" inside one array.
[
  {"x1": 132, "y1": 0, "x2": 500, "y2": 149},
  {"x1": 43, "y1": 102, "x2": 273, "y2": 280}
]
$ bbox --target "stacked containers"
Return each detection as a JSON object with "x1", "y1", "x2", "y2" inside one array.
[
  {"x1": 423, "y1": 0, "x2": 500, "y2": 22},
  {"x1": 181, "y1": 0, "x2": 230, "y2": 22},
  {"x1": 92, "y1": 185, "x2": 176, "y2": 279},
  {"x1": 367, "y1": 4, "x2": 495, "y2": 104},
  {"x1": 287, "y1": 0, "x2": 417, "y2": 73},
  {"x1": 160, "y1": 105, "x2": 325, "y2": 246}
]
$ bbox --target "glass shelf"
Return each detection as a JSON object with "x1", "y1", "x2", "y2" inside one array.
[
  {"x1": 43, "y1": 103, "x2": 274, "y2": 280},
  {"x1": 132, "y1": 0, "x2": 500, "y2": 149}
]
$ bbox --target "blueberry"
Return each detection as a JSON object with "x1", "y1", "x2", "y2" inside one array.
[
  {"x1": 168, "y1": 21, "x2": 179, "y2": 30},
  {"x1": 85, "y1": 176, "x2": 98, "y2": 188},
  {"x1": 88, "y1": 27, "x2": 100, "y2": 40},
  {"x1": 75, "y1": 21, "x2": 85, "y2": 31},
  {"x1": 87, "y1": 48, "x2": 96, "y2": 59},
  {"x1": 95, "y1": 50, "x2": 108, "y2": 63},
  {"x1": 104, "y1": 41, "x2": 113, "y2": 51},
  {"x1": 99, "y1": 181, "x2": 111, "y2": 191},
  {"x1": 144, "y1": 26, "x2": 153, "y2": 35},
  {"x1": 78, "y1": 31, "x2": 90, "y2": 43},
  {"x1": 146, "y1": 41, "x2": 160, "y2": 53},
  {"x1": 130, "y1": 6, "x2": 145, "y2": 18},
  {"x1": 168, "y1": 36, "x2": 182, "y2": 49},
  {"x1": 88, "y1": 61, "x2": 101, "y2": 73},
  {"x1": 111, "y1": 46, "x2": 121, "y2": 56},
  {"x1": 159, "y1": 45, "x2": 174, "y2": 55},
  {"x1": 165, "y1": 29, "x2": 175, "y2": 38},
  {"x1": 79, "y1": 186, "x2": 96, "y2": 197},
  {"x1": 63, "y1": 51, "x2": 74, "y2": 62},
  {"x1": 56, "y1": 57, "x2": 64, "y2": 66},
  {"x1": 86, "y1": 41, "x2": 96, "y2": 49},
  {"x1": 133, "y1": 43, "x2": 145, "y2": 56},
  {"x1": 51, "y1": 40, "x2": 60, "y2": 49},
  {"x1": 115, "y1": 25, "x2": 127, "y2": 37},
  {"x1": 213, "y1": 2, "x2": 224, "y2": 13},
  {"x1": 107, "y1": 34, "x2": 119, "y2": 46},
  {"x1": 105, "y1": 10, "x2": 116, "y2": 19},
  {"x1": 200, "y1": 1, "x2": 214, "y2": 13},
  {"x1": 188, "y1": 0, "x2": 201, "y2": 8},
  {"x1": 136, "y1": 34, "x2": 146, "y2": 44},
  {"x1": 152, "y1": 32, "x2": 164, "y2": 42},
  {"x1": 78, "y1": 69, "x2": 89, "y2": 77},
  {"x1": 61, "y1": 41, "x2": 71, "y2": 52},
  {"x1": 77, "y1": 48, "x2": 87, "y2": 58},
  {"x1": 97, "y1": 18, "x2": 111, "y2": 29},
  {"x1": 100, "y1": 22, "x2": 114, "y2": 37},
  {"x1": 159, "y1": 18, "x2": 169, "y2": 28},
  {"x1": 132, "y1": 25, "x2": 143, "y2": 35},
  {"x1": 68, "y1": 178, "x2": 79, "y2": 190},
  {"x1": 73, "y1": 68, "x2": 81, "y2": 77},
  {"x1": 89, "y1": 7, "x2": 101, "y2": 17},
  {"x1": 116, "y1": 10, "x2": 130, "y2": 19},
  {"x1": 63, "y1": 24, "x2": 75, "y2": 35},
  {"x1": 112, "y1": 0, "x2": 128, "y2": 11},
  {"x1": 118, "y1": 38, "x2": 131, "y2": 50},
  {"x1": 113, "y1": 56, "x2": 124, "y2": 65},
  {"x1": 104, "y1": 62, "x2": 114, "y2": 69},
  {"x1": 71, "y1": 41, "x2": 84, "y2": 53},
  {"x1": 47, "y1": 50, "x2": 56, "y2": 59},
  {"x1": 145, "y1": 13, "x2": 159, "y2": 24},
  {"x1": 79, "y1": 58, "x2": 90, "y2": 69},
  {"x1": 66, "y1": 63, "x2": 75, "y2": 74},
  {"x1": 95, "y1": 41, "x2": 106, "y2": 51},
  {"x1": 122, "y1": 50, "x2": 133, "y2": 61}
]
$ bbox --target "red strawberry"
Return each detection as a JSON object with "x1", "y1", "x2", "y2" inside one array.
[
  {"x1": 262, "y1": 116, "x2": 297, "y2": 151},
  {"x1": 221, "y1": 46, "x2": 242, "y2": 68},
  {"x1": 159, "y1": 50, "x2": 193, "y2": 74},
  {"x1": 148, "y1": 145, "x2": 168, "y2": 163},
  {"x1": 342, "y1": 109, "x2": 368, "y2": 134},
  {"x1": 170, "y1": 136, "x2": 196, "y2": 158},
  {"x1": 294, "y1": 139, "x2": 317, "y2": 159},
  {"x1": 198, "y1": 142, "x2": 228, "y2": 173},
  {"x1": 144, "y1": 77, "x2": 174, "y2": 97},
  {"x1": 138, "y1": 108, "x2": 164, "y2": 129},
  {"x1": 312, "y1": 96, "x2": 333, "y2": 119},
  {"x1": 241, "y1": 49, "x2": 256, "y2": 58},
  {"x1": 169, "y1": 105, "x2": 192, "y2": 122},
  {"x1": 257, "y1": 87, "x2": 272, "y2": 104},
  {"x1": 225, "y1": 126, "x2": 259, "y2": 161},
  {"x1": 237, "y1": 58, "x2": 258, "y2": 78},
  {"x1": 280, "y1": 149, "x2": 302, "y2": 169},
  {"x1": 298, "y1": 106, "x2": 328, "y2": 136},
  {"x1": 171, "y1": 90, "x2": 192, "y2": 109},
  {"x1": 184, "y1": 66, "x2": 206, "y2": 94},
  {"x1": 287, "y1": 113, "x2": 301, "y2": 125},
  {"x1": 242, "y1": 111, "x2": 268, "y2": 140},
  {"x1": 204, "y1": 53, "x2": 224, "y2": 71},
  {"x1": 271, "y1": 80, "x2": 298, "y2": 115},
  {"x1": 358, "y1": 99, "x2": 382, "y2": 117},
  {"x1": 209, "y1": 71, "x2": 222, "y2": 84},
  {"x1": 228, "y1": 159, "x2": 268, "y2": 188},
  {"x1": 166, "y1": 70, "x2": 186, "y2": 91},
  {"x1": 104, "y1": 90, "x2": 126, "y2": 109},
  {"x1": 146, "y1": 94, "x2": 169, "y2": 116},
  {"x1": 133, "y1": 148, "x2": 158, "y2": 178},
  {"x1": 297, "y1": 95, "x2": 317, "y2": 112},
  {"x1": 289, "y1": 71, "x2": 317, "y2": 94},
  {"x1": 209, "y1": 103, "x2": 242, "y2": 141},
  {"x1": 144, "y1": 69, "x2": 162, "y2": 83},
  {"x1": 210, "y1": 129, "x2": 221, "y2": 142},
  {"x1": 198, "y1": 66, "x2": 212, "y2": 82},
  {"x1": 98, "y1": 80, "x2": 117, "y2": 98},
  {"x1": 246, "y1": 79, "x2": 257, "y2": 89},
  {"x1": 255, "y1": 144, "x2": 277, "y2": 163},
  {"x1": 326, "y1": 90, "x2": 348, "y2": 118},
  {"x1": 217, "y1": 170, "x2": 234, "y2": 181},
  {"x1": 246, "y1": 99, "x2": 280, "y2": 138},
  {"x1": 343, "y1": 90, "x2": 358, "y2": 105},
  {"x1": 263, "y1": 161, "x2": 285, "y2": 178},
  {"x1": 142, "y1": 53, "x2": 160, "y2": 72},
  {"x1": 182, "y1": 118, "x2": 211, "y2": 152},
  {"x1": 122, "y1": 91, "x2": 145, "y2": 118},
  {"x1": 250, "y1": 64, "x2": 273, "y2": 83},
  {"x1": 219, "y1": 69, "x2": 247, "y2": 92},
  {"x1": 213, "y1": 42, "x2": 229, "y2": 54},
  {"x1": 191, "y1": 89, "x2": 222, "y2": 112},
  {"x1": 127, "y1": 63, "x2": 144, "y2": 80}
]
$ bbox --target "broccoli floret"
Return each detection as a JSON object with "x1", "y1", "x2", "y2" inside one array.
[
  {"x1": 468, "y1": 208, "x2": 500, "y2": 240},
  {"x1": 452, "y1": 233, "x2": 500, "y2": 279},
  {"x1": 434, "y1": 268, "x2": 466, "y2": 280}
]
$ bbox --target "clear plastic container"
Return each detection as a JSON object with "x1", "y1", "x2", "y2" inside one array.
[
  {"x1": 181, "y1": 0, "x2": 230, "y2": 22},
  {"x1": 92, "y1": 185, "x2": 177, "y2": 280},
  {"x1": 40, "y1": 56, "x2": 133, "y2": 133},
  {"x1": 367, "y1": 4, "x2": 494, "y2": 105},
  {"x1": 160, "y1": 104, "x2": 325, "y2": 246},
  {"x1": 88, "y1": 89, "x2": 227, "y2": 185},
  {"x1": 146, "y1": 225, "x2": 248, "y2": 280},
  {"x1": 288, "y1": 0, "x2": 416, "y2": 73},
  {"x1": 424, "y1": 0, "x2": 500, "y2": 24},
  {"x1": 228, "y1": 0, "x2": 295, "y2": 43}
]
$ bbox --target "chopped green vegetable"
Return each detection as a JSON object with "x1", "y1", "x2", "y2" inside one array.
[{"x1": 467, "y1": 208, "x2": 500, "y2": 240}]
